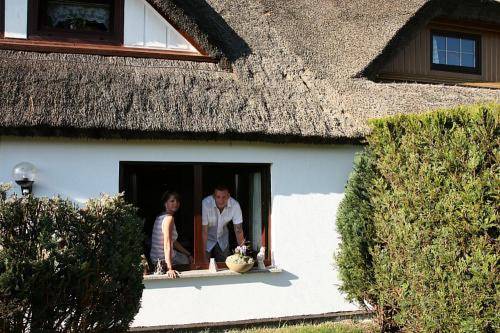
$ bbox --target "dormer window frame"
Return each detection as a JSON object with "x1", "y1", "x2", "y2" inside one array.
[
  {"x1": 27, "y1": 0, "x2": 124, "y2": 45},
  {"x1": 0, "y1": 0, "x2": 214, "y2": 62},
  {"x1": 0, "y1": 0, "x2": 4, "y2": 37},
  {"x1": 430, "y1": 29, "x2": 482, "y2": 75}
]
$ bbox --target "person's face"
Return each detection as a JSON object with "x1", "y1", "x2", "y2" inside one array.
[
  {"x1": 165, "y1": 196, "x2": 180, "y2": 213},
  {"x1": 214, "y1": 189, "x2": 230, "y2": 209}
]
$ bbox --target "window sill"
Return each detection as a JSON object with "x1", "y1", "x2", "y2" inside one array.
[
  {"x1": 143, "y1": 267, "x2": 282, "y2": 281},
  {"x1": 0, "y1": 38, "x2": 216, "y2": 62}
]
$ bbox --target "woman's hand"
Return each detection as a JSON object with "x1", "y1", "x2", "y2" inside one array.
[{"x1": 166, "y1": 269, "x2": 179, "y2": 279}]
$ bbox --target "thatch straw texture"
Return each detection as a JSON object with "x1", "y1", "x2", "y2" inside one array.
[{"x1": 0, "y1": 0, "x2": 499, "y2": 143}]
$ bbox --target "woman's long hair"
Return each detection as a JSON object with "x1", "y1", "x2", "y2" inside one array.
[{"x1": 161, "y1": 191, "x2": 181, "y2": 214}]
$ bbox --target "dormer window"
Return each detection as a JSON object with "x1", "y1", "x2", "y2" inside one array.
[
  {"x1": 0, "y1": 0, "x2": 212, "y2": 61},
  {"x1": 431, "y1": 30, "x2": 481, "y2": 74},
  {"x1": 29, "y1": 0, "x2": 123, "y2": 44}
]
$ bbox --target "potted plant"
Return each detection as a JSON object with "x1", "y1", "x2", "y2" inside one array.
[{"x1": 225, "y1": 245, "x2": 255, "y2": 273}]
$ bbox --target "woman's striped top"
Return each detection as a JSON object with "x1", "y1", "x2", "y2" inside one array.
[{"x1": 150, "y1": 213, "x2": 178, "y2": 262}]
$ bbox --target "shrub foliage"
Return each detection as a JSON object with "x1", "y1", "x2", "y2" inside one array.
[
  {"x1": 0, "y1": 192, "x2": 144, "y2": 332},
  {"x1": 336, "y1": 104, "x2": 499, "y2": 332},
  {"x1": 335, "y1": 150, "x2": 377, "y2": 307}
]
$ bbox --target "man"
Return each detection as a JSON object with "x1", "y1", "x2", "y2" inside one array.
[{"x1": 202, "y1": 185, "x2": 245, "y2": 262}]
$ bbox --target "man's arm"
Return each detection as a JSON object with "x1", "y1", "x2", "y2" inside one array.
[
  {"x1": 234, "y1": 223, "x2": 245, "y2": 246},
  {"x1": 233, "y1": 202, "x2": 245, "y2": 246}
]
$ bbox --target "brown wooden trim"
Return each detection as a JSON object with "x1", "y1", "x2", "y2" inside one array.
[
  {"x1": 0, "y1": 38, "x2": 216, "y2": 62},
  {"x1": 461, "y1": 82, "x2": 500, "y2": 89},
  {"x1": 431, "y1": 18, "x2": 500, "y2": 34},
  {"x1": 192, "y1": 165, "x2": 204, "y2": 270},
  {"x1": 0, "y1": 0, "x2": 4, "y2": 38},
  {"x1": 144, "y1": 0, "x2": 209, "y2": 57},
  {"x1": 377, "y1": 72, "x2": 499, "y2": 89},
  {"x1": 114, "y1": 0, "x2": 124, "y2": 45},
  {"x1": 378, "y1": 72, "x2": 481, "y2": 82},
  {"x1": 261, "y1": 166, "x2": 271, "y2": 262},
  {"x1": 28, "y1": 0, "x2": 124, "y2": 44},
  {"x1": 129, "y1": 310, "x2": 372, "y2": 332}
]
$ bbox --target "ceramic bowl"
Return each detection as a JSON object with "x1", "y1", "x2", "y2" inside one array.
[{"x1": 225, "y1": 260, "x2": 254, "y2": 273}]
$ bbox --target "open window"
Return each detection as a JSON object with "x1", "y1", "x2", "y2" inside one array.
[
  {"x1": 431, "y1": 30, "x2": 481, "y2": 74},
  {"x1": 119, "y1": 162, "x2": 271, "y2": 272},
  {"x1": 28, "y1": 0, "x2": 124, "y2": 44}
]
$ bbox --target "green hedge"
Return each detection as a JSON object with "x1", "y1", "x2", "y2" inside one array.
[
  {"x1": 0, "y1": 190, "x2": 144, "y2": 332},
  {"x1": 336, "y1": 104, "x2": 499, "y2": 332}
]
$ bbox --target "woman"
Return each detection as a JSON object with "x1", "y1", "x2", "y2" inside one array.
[{"x1": 150, "y1": 191, "x2": 193, "y2": 278}]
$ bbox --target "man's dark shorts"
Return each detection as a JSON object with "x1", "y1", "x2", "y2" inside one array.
[{"x1": 206, "y1": 243, "x2": 230, "y2": 262}]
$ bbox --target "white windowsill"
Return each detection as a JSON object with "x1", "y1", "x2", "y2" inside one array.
[{"x1": 143, "y1": 267, "x2": 282, "y2": 281}]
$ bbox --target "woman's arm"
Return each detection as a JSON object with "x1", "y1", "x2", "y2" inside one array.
[
  {"x1": 174, "y1": 241, "x2": 194, "y2": 264},
  {"x1": 162, "y1": 216, "x2": 178, "y2": 278}
]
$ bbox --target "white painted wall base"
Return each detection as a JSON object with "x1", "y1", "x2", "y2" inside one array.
[{"x1": 0, "y1": 136, "x2": 361, "y2": 327}]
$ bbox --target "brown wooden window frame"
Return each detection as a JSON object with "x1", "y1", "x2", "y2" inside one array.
[
  {"x1": 119, "y1": 161, "x2": 272, "y2": 272},
  {"x1": 430, "y1": 30, "x2": 482, "y2": 75},
  {"x1": 0, "y1": 0, "x2": 4, "y2": 37},
  {"x1": 28, "y1": 0, "x2": 124, "y2": 45}
]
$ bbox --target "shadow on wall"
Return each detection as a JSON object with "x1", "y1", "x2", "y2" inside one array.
[
  {"x1": 145, "y1": 270, "x2": 298, "y2": 290},
  {"x1": 175, "y1": 0, "x2": 252, "y2": 62}
]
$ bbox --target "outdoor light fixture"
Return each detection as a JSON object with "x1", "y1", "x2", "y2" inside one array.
[{"x1": 12, "y1": 162, "x2": 37, "y2": 195}]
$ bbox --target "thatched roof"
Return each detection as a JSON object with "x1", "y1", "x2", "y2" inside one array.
[{"x1": 0, "y1": 0, "x2": 499, "y2": 143}]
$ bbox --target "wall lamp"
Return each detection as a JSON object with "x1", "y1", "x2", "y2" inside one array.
[{"x1": 12, "y1": 162, "x2": 37, "y2": 196}]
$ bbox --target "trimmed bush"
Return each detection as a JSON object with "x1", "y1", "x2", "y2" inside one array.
[
  {"x1": 0, "y1": 191, "x2": 144, "y2": 332},
  {"x1": 335, "y1": 149, "x2": 377, "y2": 307},
  {"x1": 336, "y1": 104, "x2": 499, "y2": 332}
]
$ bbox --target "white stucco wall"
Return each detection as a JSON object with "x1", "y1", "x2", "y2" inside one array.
[{"x1": 0, "y1": 136, "x2": 361, "y2": 328}]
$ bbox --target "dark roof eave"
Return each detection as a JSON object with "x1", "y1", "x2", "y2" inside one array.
[{"x1": 0, "y1": 126, "x2": 365, "y2": 145}]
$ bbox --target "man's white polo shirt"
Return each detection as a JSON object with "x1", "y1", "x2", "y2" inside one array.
[{"x1": 202, "y1": 195, "x2": 243, "y2": 252}]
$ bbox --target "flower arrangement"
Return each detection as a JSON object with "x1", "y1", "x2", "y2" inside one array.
[{"x1": 225, "y1": 244, "x2": 255, "y2": 273}]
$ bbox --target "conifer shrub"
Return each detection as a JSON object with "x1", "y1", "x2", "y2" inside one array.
[
  {"x1": 336, "y1": 104, "x2": 499, "y2": 332},
  {"x1": 335, "y1": 149, "x2": 377, "y2": 307},
  {"x1": 0, "y1": 190, "x2": 144, "y2": 332}
]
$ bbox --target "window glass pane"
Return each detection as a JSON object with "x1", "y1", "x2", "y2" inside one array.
[
  {"x1": 447, "y1": 52, "x2": 460, "y2": 66},
  {"x1": 461, "y1": 53, "x2": 475, "y2": 68},
  {"x1": 461, "y1": 39, "x2": 475, "y2": 54},
  {"x1": 42, "y1": 0, "x2": 112, "y2": 33},
  {"x1": 446, "y1": 37, "x2": 460, "y2": 52},
  {"x1": 433, "y1": 50, "x2": 447, "y2": 64},
  {"x1": 433, "y1": 35, "x2": 446, "y2": 51}
]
